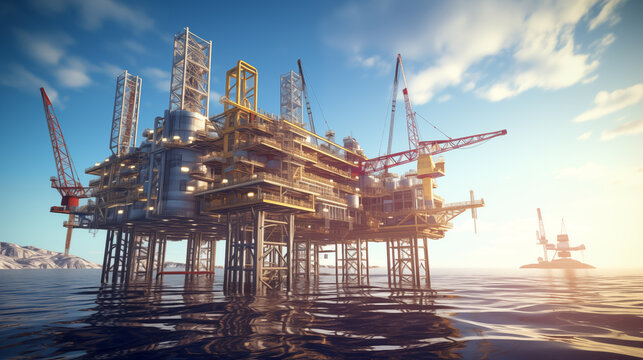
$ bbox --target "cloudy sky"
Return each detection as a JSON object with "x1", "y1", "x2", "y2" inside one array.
[{"x1": 0, "y1": 0, "x2": 641, "y2": 268}]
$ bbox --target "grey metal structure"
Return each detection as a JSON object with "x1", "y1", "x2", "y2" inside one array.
[
  {"x1": 109, "y1": 70, "x2": 142, "y2": 156},
  {"x1": 169, "y1": 27, "x2": 212, "y2": 117},
  {"x1": 279, "y1": 70, "x2": 303, "y2": 124}
]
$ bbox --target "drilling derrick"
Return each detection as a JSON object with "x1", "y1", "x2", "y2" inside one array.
[
  {"x1": 110, "y1": 71, "x2": 142, "y2": 156},
  {"x1": 280, "y1": 70, "x2": 303, "y2": 124},
  {"x1": 169, "y1": 27, "x2": 211, "y2": 116},
  {"x1": 40, "y1": 87, "x2": 89, "y2": 255}
]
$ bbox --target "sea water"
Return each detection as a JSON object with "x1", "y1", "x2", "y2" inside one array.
[{"x1": 0, "y1": 268, "x2": 641, "y2": 359}]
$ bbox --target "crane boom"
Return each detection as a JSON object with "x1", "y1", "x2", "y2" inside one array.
[
  {"x1": 536, "y1": 208, "x2": 549, "y2": 262},
  {"x1": 386, "y1": 54, "x2": 421, "y2": 159},
  {"x1": 398, "y1": 56, "x2": 420, "y2": 151},
  {"x1": 41, "y1": 87, "x2": 89, "y2": 256},
  {"x1": 537, "y1": 208, "x2": 546, "y2": 244},
  {"x1": 297, "y1": 59, "x2": 316, "y2": 136},
  {"x1": 386, "y1": 54, "x2": 401, "y2": 158},
  {"x1": 360, "y1": 129, "x2": 507, "y2": 174},
  {"x1": 40, "y1": 88, "x2": 87, "y2": 201}
]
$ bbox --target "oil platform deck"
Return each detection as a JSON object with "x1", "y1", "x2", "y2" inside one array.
[{"x1": 64, "y1": 28, "x2": 499, "y2": 295}]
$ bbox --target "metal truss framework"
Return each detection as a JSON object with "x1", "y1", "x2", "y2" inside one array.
[
  {"x1": 185, "y1": 233, "x2": 215, "y2": 276},
  {"x1": 101, "y1": 228, "x2": 134, "y2": 284},
  {"x1": 361, "y1": 129, "x2": 508, "y2": 174},
  {"x1": 169, "y1": 27, "x2": 212, "y2": 116},
  {"x1": 224, "y1": 209, "x2": 294, "y2": 295},
  {"x1": 224, "y1": 60, "x2": 257, "y2": 112},
  {"x1": 280, "y1": 70, "x2": 303, "y2": 124},
  {"x1": 110, "y1": 70, "x2": 142, "y2": 156},
  {"x1": 40, "y1": 87, "x2": 89, "y2": 201},
  {"x1": 100, "y1": 228, "x2": 171, "y2": 285},
  {"x1": 293, "y1": 240, "x2": 321, "y2": 282},
  {"x1": 335, "y1": 239, "x2": 369, "y2": 285},
  {"x1": 386, "y1": 237, "x2": 430, "y2": 288},
  {"x1": 130, "y1": 232, "x2": 157, "y2": 282}
]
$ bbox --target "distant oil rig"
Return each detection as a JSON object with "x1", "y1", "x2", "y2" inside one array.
[
  {"x1": 521, "y1": 208, "x2": 594, "y2": 269},
  {"x1": 42, "y1": 28, "x2": 506, "y2": 294}
]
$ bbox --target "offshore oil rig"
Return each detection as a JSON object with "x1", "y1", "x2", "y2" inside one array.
[{"x1": 42, "y1": 28, "x2": 506, "y2": 294}]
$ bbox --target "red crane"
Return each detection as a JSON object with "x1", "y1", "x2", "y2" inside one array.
[
  {"x1": 378, "y1": 54, "x2": 506, "y2": 176},
  {"x1": 360, "y1": 129, "x2": 507, "y2": 174},
  {"x1": 40, "y1": 87, "x2": 89, "y2": 255}
]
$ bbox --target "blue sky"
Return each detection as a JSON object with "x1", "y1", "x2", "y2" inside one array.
[{"x1": 0, "y1": 0, "x2": 641, "y2": 268}]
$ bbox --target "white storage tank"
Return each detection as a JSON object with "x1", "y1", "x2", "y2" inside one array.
[
  {"x1": 158, "y1": 110, "x2": 206, "y2": 218},
  {"x1": 347, "y1": 194, "x2": 360, "y2": 208}
]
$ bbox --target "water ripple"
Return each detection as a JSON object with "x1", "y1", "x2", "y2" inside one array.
[{"x1": 0, "y1": 268, "x2": 642, "y2": 359}]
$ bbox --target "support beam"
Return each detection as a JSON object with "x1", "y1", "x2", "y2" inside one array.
[
  {"x1": 386, "y1": 237, "x2": 431, "y2": 288},
  {"x1": 224, "y1": 209, "x2": 294, "y2": 294}
]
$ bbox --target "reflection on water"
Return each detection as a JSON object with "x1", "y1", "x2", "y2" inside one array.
[{"x1": 0, "y1": 269, "x2": 642, "y2": 359}]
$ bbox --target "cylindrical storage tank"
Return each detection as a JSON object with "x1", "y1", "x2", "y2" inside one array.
[
  {"x1": 159, "y1": 110, "x2": 206, "y2": 218},
  {"x1": 347, "y1": 194, "x2": 360, "y2": 208},
  {"x1": 385, "y1": 179, "x2": 398, "y2": 191},
  {"x1": 163, "y1": 109, "x2": 206, "y2": 142},
  {"x1": 363, "y1": 175, "x2": 377, "y2": 188}
]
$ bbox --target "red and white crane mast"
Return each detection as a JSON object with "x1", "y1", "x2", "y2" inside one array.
[{"x1": 40, "y1": 87, "x2": 89, "y2": 255}]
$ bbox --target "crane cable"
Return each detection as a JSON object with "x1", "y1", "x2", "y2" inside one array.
[
  {"x1": 378, "y1": 86, "x2": 394, "y2": 157},
  {"x1": 414, "y1": 111, "x2": 451, "y2": 140},
  {"x1": 305, "y1": 79, "x2": 330, "y2": 132}
]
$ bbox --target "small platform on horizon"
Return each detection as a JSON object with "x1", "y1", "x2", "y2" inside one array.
[{"x1": 520, "y1": 258, "x2": 595, "y2": 269}]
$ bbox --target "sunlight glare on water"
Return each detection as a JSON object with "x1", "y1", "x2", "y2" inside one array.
[{"x1": 0, "y1": 268, "x2": 641, "y2": 359}]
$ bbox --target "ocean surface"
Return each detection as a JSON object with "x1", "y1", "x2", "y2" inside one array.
[{"x1": 0, "y1": 268, "x2": 641, "y2": 359}]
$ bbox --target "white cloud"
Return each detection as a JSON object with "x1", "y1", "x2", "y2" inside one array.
[
  {"x1": 209, "y1": 91, "x2": 223, "y2": 114},
  {"x1": 437, "y1": 94, "x2": 452, "y2": 103},
  {"x1": 142, "y1": 67, "x2": 171, "y2": 92},
  {"x1": 600, "y1": 118, "x2": 643, "y2": 140},
  {"x1": 29, "y1": 0, "x2": 154, "y2": 31},
  {"x1": 98, "y1": 63, "x2": 123, "y2": 78},
  {"x1": 210, "y1": 91, "x2": 222, "y2": 102},
  {"x1": 56, "y1": 67, "x2": 91, "y2": 87},
  {"x1": 13, "y1": 27, "x2": 125, "y2": 89},
  {"x1": 55, "y1": 58, "x2": 91, "y2": 87},
  {"x1": 573, "y1": 83, "x2": 643, "y2": 122},
  {"x1": 123, "y1": 40, "x2": 146, "y2": 54},
  {"x1": 588, "y1": 0, "x2": 625, "y2": 30},
  {"x1": 324, "y1": 0, "x2": 620, "y2": 104},
  {"x1": 0, "y1": 64, "x2": 60, "y2": 103},
  {"x1": 463, "y1": 82, "x2": 476, "y2": 92},
  {"x1": 76, "y1": 0, "x2": 153, "y2": 31},
  {"x1": 597, "y1": 33, "x2": 616, "y2": 48},
  {"x1": 13, "y1": 29, "x2": 74, "y2": 66},
  {"x1": 577, "y1": 131, "x2": 592, "y2": 140},
  {"x1": 351, "y1": 54, "x2": 390, "y2": 73},
  {"x1": 478, "y1": 3, "x2": 601, "y2": 101},
  {"x1": 582, "y1": 74, "x2": 599, "y2": 84}
]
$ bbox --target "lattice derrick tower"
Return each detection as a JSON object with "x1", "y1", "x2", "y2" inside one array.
[
  {"x1": 110, "y1": 70, "x2": 142, "y2": 156},
  {"x1": 169, "y1": 27, "x2": 212, "y2": 116}
]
